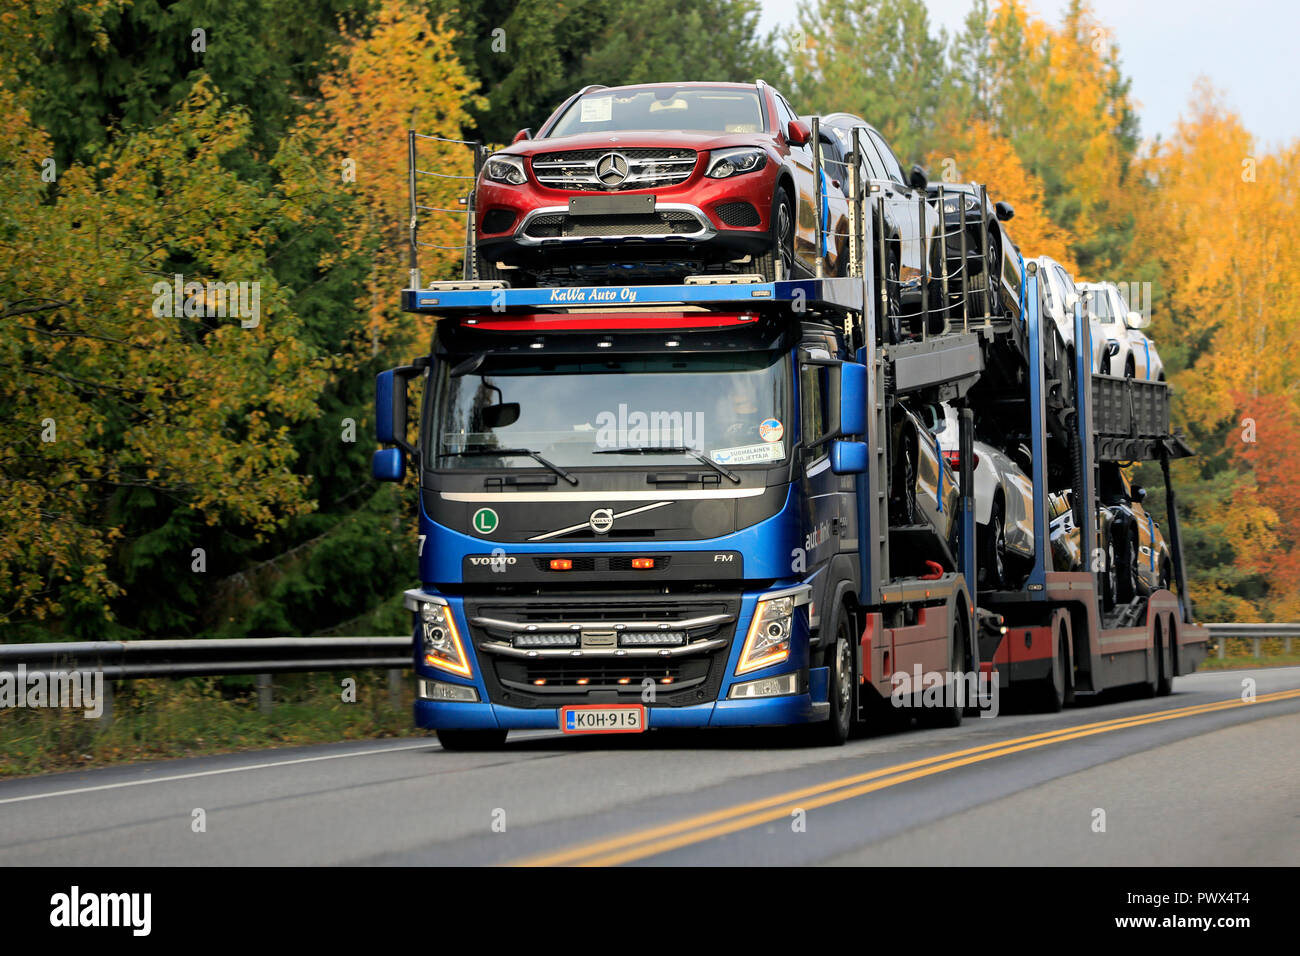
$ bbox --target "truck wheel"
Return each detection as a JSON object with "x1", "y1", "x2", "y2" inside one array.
[
  {"x1": 926, "y1": 611, "x2": 967, "y2": 728},
  {"x1": 755, "y1": 187, "x2": 795, "y2": 282},
  {"x1": 807, "y1": 612, "x2": 854, "y2": 746},
  {"x1": 437, "y1": 729, "x2": 507, "y2": 751}
]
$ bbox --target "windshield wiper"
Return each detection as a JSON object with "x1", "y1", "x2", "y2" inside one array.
[
  {"x1": 444, "y1": 448, "x2": 578, "y2": 485},
  {"x1": 593, "y1": 445, "x2": 740, "y2": 484}
]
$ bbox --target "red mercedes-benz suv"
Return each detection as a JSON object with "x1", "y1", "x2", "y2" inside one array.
[{"x1": 472, "y1": 80, "x2": 849, "y2": 286}]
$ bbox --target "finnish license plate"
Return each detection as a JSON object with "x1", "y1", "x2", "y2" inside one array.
[
  {"x1": 559, "y1": 704, "x2": 646, "y2": 734},
  {"x1": 568, "y1": 195, "x2": 655, "y2": 216}
]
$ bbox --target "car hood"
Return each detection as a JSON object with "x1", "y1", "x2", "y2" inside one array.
[{"x1": 500, "y1": 130, "x2": 775, "y2": 157}]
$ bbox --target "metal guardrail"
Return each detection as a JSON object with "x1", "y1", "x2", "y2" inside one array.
[
  {"x1": 1204, "y1": 623, "x2": 1300, "y2": 660},
  {"x1": 0, "y1": 637, "x2": 411, "y2": 679},
  {"x1": 0, "y1": 637, "x2": 414, "y2": 724}
]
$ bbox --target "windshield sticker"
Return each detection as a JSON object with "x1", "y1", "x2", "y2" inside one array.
[
  {"x1": 710, "y1": 443, "x2": 786, "y2": 465},
  {"x1": 759, "y1": 418, "x2": 784, "y2": 443},
  {"x1": 580, "y1": 96, "x2": 613, "y2": 123}
]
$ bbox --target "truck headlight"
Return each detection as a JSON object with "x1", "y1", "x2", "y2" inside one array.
[
  {"x1": 706, "y1": 147, "x2": 767, "y2": 179},
  {"x1": 418, "y1": 601, "x2": 472, "y2": 678},
  {"x1": 736, "y1": 595, "x2": 795, "y2": 675},
  {"x1": 483, "y1": 155, "x2": 527, "y2": 186}
]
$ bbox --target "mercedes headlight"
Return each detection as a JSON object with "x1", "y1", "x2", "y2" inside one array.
[
  {"x1": 483, "y1": 155, "x2": 527, "y2": 186},
  {"x1": 737, "y1": 595, "x2": 795, "y2": 675},
  {"x1": 941, "y1": 194, "x2": 980, "y2": 215},
  {"x1": 418, "y1": 601, "x2": 472, "y2": 678},
  {"x1": 706, "y1": 147, "x2": 767, "y2": 179}
]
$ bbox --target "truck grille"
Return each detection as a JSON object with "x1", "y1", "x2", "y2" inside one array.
[
  {"x1": 522, "y1": 210, "x2": 704, "y2": 240},
  {"x1": 465, "y1": 595, "x2": 738, "y2": 708},
  {"x1": 531, "y1": 148, "x2": 697, "y2": 191}
]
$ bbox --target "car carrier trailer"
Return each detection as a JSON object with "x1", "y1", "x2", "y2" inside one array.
[{"x1": 372, "y1": 125, "x2": 1207, "y2": 749}]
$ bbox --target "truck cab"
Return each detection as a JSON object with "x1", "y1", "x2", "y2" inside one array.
[{"x1": 375, "y1": 302, "x2": 871, "y2": 748}]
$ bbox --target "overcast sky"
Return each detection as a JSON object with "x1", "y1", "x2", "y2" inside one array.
[{"x1": 757, "y1": 0, "x2": 1299, "y2": 150}]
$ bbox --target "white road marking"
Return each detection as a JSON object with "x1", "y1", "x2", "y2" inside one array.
[{"x1": 0, "y1": 740, "x2": 438, "y2": 806}]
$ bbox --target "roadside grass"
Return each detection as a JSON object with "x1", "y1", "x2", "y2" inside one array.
[
  {"x1": 0, "y1": 672, "x2": 429, "y2": 779},
  {"x1": 1201, "y1": 652, "x2": 1300, "y2": 671}
]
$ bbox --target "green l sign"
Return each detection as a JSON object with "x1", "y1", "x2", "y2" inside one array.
[{"x1": 472, "y1": 508, "x2": 499, "y2": 535}]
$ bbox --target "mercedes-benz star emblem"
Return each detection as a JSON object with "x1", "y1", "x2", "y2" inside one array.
[
  {"x1": 595, "y1": 152, "x2": 629, "y2": 188},
  {"x1": 588, "y1": 508, "x2": 615, "y2": 534}
]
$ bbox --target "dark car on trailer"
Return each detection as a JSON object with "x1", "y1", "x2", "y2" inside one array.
[{"x1": 926, "y1": 182, "x2": 1023, "y2": 319}]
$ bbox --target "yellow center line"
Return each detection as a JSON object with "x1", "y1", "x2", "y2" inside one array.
[{"x1": 511, "y1": 689, "x2": 1300, "y2": 867}]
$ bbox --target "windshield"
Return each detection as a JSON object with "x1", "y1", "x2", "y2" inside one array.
[
  {"x1": 427, "y1": 351, "x2": 791, "y2": 471},
  {"x1": 545, "y1": 86, "x2": 765, "y2": 137}
]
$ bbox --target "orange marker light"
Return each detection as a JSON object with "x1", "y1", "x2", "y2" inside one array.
[
  {"x1": 549, "y1": 559, "x2": 573, "y2": 571},
  {"x1": 617, "y1": 678, "x2": 631, "y2": 685},
  {"x1": 533, "y1": 679, "x2": 547, "y2": 686},
  {"x1": 576, "y1": 678, "x2": 589, "y2": 686},
  {"x1": 631, "y1": 558, "x2": 655, "y2": 569}
]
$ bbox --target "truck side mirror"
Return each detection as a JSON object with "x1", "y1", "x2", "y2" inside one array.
[
  {"x1": 372, "y1": 448, "x2": 405, "y2": 482},
  {"x1": 838, "y1": 361, "x2": 867, "y2": 436},
  {"x1": 786, "y1": 120, "x2": 811, "y2": 147},
  {"x1": 908, "y1": 164, "x2": 928, "y2": 190},
  {"x1": 376, "y1": 368, "x2": 407, "y2": 446},
  {"x1": 512, "y1": 128, "x2": 532, "y2": 144},
  {"x1": 830, "y1": 440, "x2": 869, "y2": 474}
]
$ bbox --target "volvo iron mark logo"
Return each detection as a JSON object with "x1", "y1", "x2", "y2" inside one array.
[
  {"x1": 595, "y1": 152, "x2": 630, "y2": 188},
  {"x1": 589, "y1": 508, "x2": 615, "y2": 534}
]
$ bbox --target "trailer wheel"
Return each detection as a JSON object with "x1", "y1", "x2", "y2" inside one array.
[
  {"x1": 436, "y1": 729, "x2": 508, "y2": 751},
  {"x1": 1036, "y1": 626, "x2": 1068, "y2": 713},
  {"x1": 1155, "y1": 623, "x2": 1173, "y2": 696},
  {"x1": 806, "y1": 611, "x2": 854, "y2": 746}
]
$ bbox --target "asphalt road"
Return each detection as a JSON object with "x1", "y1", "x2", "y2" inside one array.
[{"x1": 1, "y1": 667, "x2": 1297, "y2": 866}]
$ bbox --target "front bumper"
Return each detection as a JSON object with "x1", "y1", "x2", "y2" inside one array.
[
  {"x1": 415, "y1": 677, "x2": 829, "y2": 731},
  {"x1": 407, "y1": 587, "x2": 830, "y2": 731}
]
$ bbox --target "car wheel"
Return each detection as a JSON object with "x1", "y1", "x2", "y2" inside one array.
[
  {"x1": 1116, "y1": 530, "x2": 1138, "y2": 604},
  {"x1": 1124, "y1": 357, "x2": 1136, "y2": 379},
  {"x1": 982, "y1": 497, "x2": 1007, "y2": 590},
  {"x1": 1103, "y1": 539, "x2": 1118, "y2": 611},
  {"x1": 475, "y1": 252, "x2": 523, "y2": 287},
  {"x1": 979, "y1": 229, "x2": 1001, "y2": 316},
  {"x1": 892, "y1": 434, "x2": 917, "y2": 525},
  {"x1": 436, "y1": 729, "x2": 508, "y2": 751},
  {"x1": 756, "y1": 186, "x2": 795, "y2": 282}
]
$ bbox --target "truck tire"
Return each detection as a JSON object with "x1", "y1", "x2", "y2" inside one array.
[
  {"x1": 805, "y1": 611, "x2": 854, "y2": 746},
  {"x1": 925, "y1": 610, "x2": 968, "y2": 728},
  {"x1": 754, "y1": 187, "x2": 795, "y2": 282},
  {"x1": 1155, "y1": 624, "x2": 1173, "y2": 697},
  {"x1": 437, "y1": 728, "x2": 508, "y2": 751}
]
